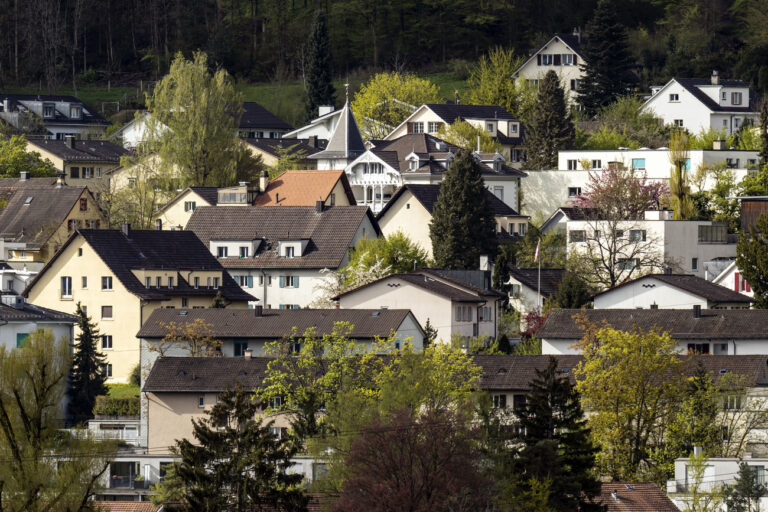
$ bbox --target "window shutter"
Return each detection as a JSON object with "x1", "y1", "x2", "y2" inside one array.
[
  {"x1": 279, "y1": 276, "x2": 285, "y2": 288},
  {"x1": 247, "y1": 275, "x2": 253, "y2": 288},
  {"x1": 573, "y1": 54, "x2": 578, "y2": 65},
  {"x1": 294, "y1": 276, "x2": 299, "y2": 288},
  {"x1": 407, "y1": 122, "x2": 413, "y2": 134},
  {"x1": 500, "y1": 394, "x2": 507, "y2": 408},
  {"x1": 537, "y1": 54, "x2": 541, "y2": 65},
  {"x1": 747, "y1": 281, "x2": 752, "y2": 293},
  {"x1": 734, "y1": 272, "x2": 740, "y2": 292},
  {"x1": 554, "y1": 54, "x2": 561, "y2": 65}
]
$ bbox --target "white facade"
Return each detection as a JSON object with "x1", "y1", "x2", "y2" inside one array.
[
  {"x1": 0, "y1": 296, "x2": 75, "y2": 352},
  {"x1": 542, "y1": 335, "x2": 768, "y2": 356},
  {"x1": 670, "y1": 455, "x2": 768, "y2": 510},
  {"x1": 0, "y1": 265, "x2": 36, "y2": 294},
  {"x1": 713, "y1": 260, "x2": 754, "y2": 298},
  {"x1": 512, "y1": 34, "x2": 586, "y2": 104},
  {"x1": 345, "y1": 152, "x2": 401, "y2": 211},
  {"x1": 284, "y1": 106, "x2": 341, "y2": 140},
  {"x1": 0, "y1": 96, "x2": 107, "y2": 139}
]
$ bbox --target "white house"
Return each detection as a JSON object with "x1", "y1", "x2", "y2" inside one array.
[
  {"x1": 712, "y1": 260, "x2": 754, "y2": 299},
  {"x1": 0, "y1": 291, "x2": 76, "y2": 351},
  {"x1": 0, "y1": 93, "x2": 109, "y2": 139},
  {"x1": 593, "y1": 273, "x2": 753, "y2": 310},
  {"x1": 308, "y1": 100, "x2": 366, "y2": 170},
  {"x1": 284, "y1": 105, "x2": 342, "y2": 140},
  {"x1": 670, "y1": 454, "x2": 768, "y2": 509},
  {"x1": 538, "y1": 308, "x2": 768, "y2": 355},
  {"x1": 643, "y1": 72, "x2": 759, "y2": 135},
  {"x1": 0, "y1": 262, "x2": 36, "y2": 294},
  {"x1": 506, "y1": 267, "x2": 566, "y2": 316},
  {"x1": 512, "y1": 32, "x2": 586, "y2": 104},
  {"x1": 335, "y1": 269, "x2": 503, "y2": 345},
  {"x1": 185, "y1": 204, "x2": 380, "y2": 308}
]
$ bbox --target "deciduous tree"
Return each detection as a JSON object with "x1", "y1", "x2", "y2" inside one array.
[
  {"x1": 523, "y1": 70, "x2": 574, "y2": 170},
  {"x1": 68, "y1": 302, "x2": 108, "y2": 425},
  {"x1": 437, "y1": 119, "x2": 501, "y2": 153},
  {"x1": 467, "y1": 47, "x2": 535, "y2": 123},
  {"x1": 668, "y1": 130, "x2": 695, "y2": 220},
  {"x1": 346, "y1": 231, "x2": 430, "y2": 276},
  {"x1": 0, "y1": 134, "x2": 56, "y2": 177}
]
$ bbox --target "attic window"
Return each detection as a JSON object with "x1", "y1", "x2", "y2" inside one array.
[
  {"x1": 720, "y1": 368, "x2": 728, "y2": 374},
  {"x1": 561, "y1": 368, "x2": 571, "y2": 374},
  {"x1": 371, "y1": 311, "x2": 380, "y2": 317},
  {"x1": 625, "y1": 484, "x2": 634, "y2": 490},
  {"x1": 179, "y1": 311, "x2": 188, "y2": 316},
  {"x1": 24, "y1": 197, "x2": 33, "y2": 205},
  {"x1": 177, "y1": 370, "x2": 186, "y2": 376},
  {"x1": 238, "y1": 370, "x2": 247, "y2": 376},
  {"x1": 497, "y1": 368, "x2": 507, "y2": 374}
]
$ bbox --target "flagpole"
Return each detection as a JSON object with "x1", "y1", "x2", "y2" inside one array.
[
  {"x1": 534, "y1": 237, "x2": 541, "y2": 313},
  {"x1": 538, "y1": 244, "x2": 541, "y2": 313}
]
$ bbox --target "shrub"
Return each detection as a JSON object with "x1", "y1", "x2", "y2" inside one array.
[{"x1": 93, "y1": 396, "x2": 140, "y2": 416}]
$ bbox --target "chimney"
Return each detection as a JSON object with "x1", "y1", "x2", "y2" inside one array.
[
  {"x1": 713, "y1": 139, "x2": 725, "y2": 150},
  {"x1": 315, "y1": 200, "x2": 324, "y2": 213},
  {"x1": 479, "y1": 254, "x2": 490, "y2": 271},
  {"x1": 650, "y1": 303, "x2": 658, "y2": 309},
  {"x1": 56, "y1": 172, "x2": 65, "y2": 188},
  {"x1": 121, "y1": 223, "x2": 130, "y2": 237},
  {"x1": 573, "y1": 27, "x2": 582, "y2": 43},
  {"x1": 693, "y1": 446, "x2": 703, "y2": 457},
  {"x1": 254, "y1": 304, "x2": 263, "y2": 317},
  {"x1": 243, "y1": 348, "x2": 253, "y2": 359},
  {"x1": 318, "y1": 105, "x2": 334, "y2": 117},
  {"x1": 711, "y1": 70, "x2": 719, "y2": 85},
  {"x1": 2, "y1": 99, "x2": 9, "y2": 112},
  {"x1": 693, "y1": 304, "x2": 702, "y2": 318},
  {"x1": 65, "y1": 135, "x2": 75, "y2": 149},
  {"x1": 259, "y1": 170, "x2": 268, "y2": 193},
  {"x1": 309, "y1": 135, "x2": 319, "y2": 148},
  {"x1": 19, "y1": 171, "x2": 29, "y2": 181},
  {"x1": 611, "y1": 490, "x2": 619, "y2": 503}
]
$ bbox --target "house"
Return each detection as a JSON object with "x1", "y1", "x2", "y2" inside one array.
[
  {"x1": 384, "y1": 103, "x2": 525, "y2": 164},
  {"x1": 566, "y1": 209, "x2": 737, "y2": 278},
  {"x1": 540, "y1": 206, "x2": 595, "y2": 234},
  {"x1": 671, "y1": 456, "x2": 768, "y2": 509},
  {"x1": 600, "y1": 483, "x2": 680, "y2": 512},
  {"x1": 154, "y1": 186, "x2": 220, "y2": 230},
  {"x1": 26, "y1": 136, "x2": 130, "y2": 196},
  {"x1": 740, "y1": 197, "x2": 768, "y2": 232},
  {"x1": 0, "y1": 261, "x2": 36, "y2": 291},
  {"x1": 593, "y1": 273, "x2": 753, "y2": 310},
  {"x1": 712, "y1": 260, "x2": 754, "y2": 298},
  {"x1": 236, "y1": 101, "x2": 293, "y2": 139},
  {"x1": 0, "y1": 93, "x2": 109, "y2": 139},
  {"x1": 0, "y1": 290, "x2": 76, "y2": 351},
  {"x1": 185, "y1": 204, "x2": 380, "y2": 308},
  {"x1": 537, "y1": 308, "x2": 768, "y2": 355},
  {"x1": 507, "y1": 267, "x2": 566, "y2": 315},
  {"x1": 22, "y1": 226, "x2": 254, "y2": 382},
  {"x1": 0, "y1": 173, "x2": 59, "y2": 207},
  {"x1": 308, "y1": 99, "x2": 366, "y2": 170},
  {"x1": 643, "y1": 72, "x2": 759, "y2": 135},
  {"x1": 284, "y1": 105, "x2": 342, "y2": 141},
  {"x1": 335, "y1": 269, "x2": 504, "y2": 344},
  {"x1": 345, "y1": 133, "x2": 526, "y2": 212},
  {"x1": 376, "y1": 184, "x2": 528, "y2": 258},
  {"x1": 0, "y1": 186, "x2": 105, "y2": 269},
  {"x1": 244, "y1": 137, "x2": 325, "y2": 169},
  {"x1": 252, "y1": 169, "x2": 356, "y2": 207},
  {"x1": 512, "y1": 32, "x2": 586, "y2": 104}
]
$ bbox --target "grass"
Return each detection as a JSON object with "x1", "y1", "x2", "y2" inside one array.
[{"x1": 107, "y1": 383, "x2": 140, "y2": 399}]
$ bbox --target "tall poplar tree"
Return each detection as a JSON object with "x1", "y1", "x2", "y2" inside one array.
[
  {"x1": 304, "y1": 10, "x2": 336, "y2": 122},
  {"x1": 577, "y1": 0, "x2": 634, "y2": 116},
  {"x1": 68, "y1": 302, "x2": 108, "y2": 425},
  {"x1": 523, "y1": 70, "x2": 574, "y2": 170},
  {"x1": 429, "y1": 150, "x2": 497, "y2": 269}
]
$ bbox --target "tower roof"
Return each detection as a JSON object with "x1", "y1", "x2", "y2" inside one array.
[{"x1": 309, "y1": 100, "x2": 365, "y2": 160}]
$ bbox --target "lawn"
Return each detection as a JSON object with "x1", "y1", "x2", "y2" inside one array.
[{"x1": 107, "y1": 383, "x2": 140, "y2": 399}]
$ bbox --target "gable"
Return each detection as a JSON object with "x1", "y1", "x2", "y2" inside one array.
[{"x1": 513, "y1": 35, "x2": 586, "y2": 77}]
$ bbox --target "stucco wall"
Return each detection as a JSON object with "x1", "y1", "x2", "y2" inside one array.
[
  {"x1": 158, "y1": 190, "x2": 213, "y2": 230},
  {"x1": 377, "y1": 189, "x2": 434, "y2": 258}
]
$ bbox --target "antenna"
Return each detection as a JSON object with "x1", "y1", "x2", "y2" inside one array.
[{"x1": 344, "y1": 81, "x2": 350, "y2": 103}]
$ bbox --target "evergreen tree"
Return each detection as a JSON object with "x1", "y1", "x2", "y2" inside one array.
[
  {"x1": 304, "y1": 10, "x2": 336, "y2": 122},
  {"x1": 759, "y1": 101, "x2": 768, "y2": 165},
  {"x1": 429, "y1": 150, "x2": 497, "y2": 269},
  {"x1": 67, "y1": 302, "x2": 107, "y2": 425},
  {"x1": 725, "y1": 462, "x2": 766, "y2": 512},
  {"x1": 737, "y1": 212, "x2": 768, "y2": 309},
  {"x1": 523, "y1": 70, "x2": 574, "y2": 169},
  {"x1": 514, "y1": 357, "x2": 602, "y2": 511},
  {"x1": 492, "y1": 249, "x2": 510, "y2": 292},
  {"x1": 423, "y1": 318, "x2": 438, "y2": 348},
  {"x1": 554, "y1": 272, "x2": 592, "y2": 309},
  {"x1": 165, "y1": 384, "x2": 308, "y2": 511},
  {"x1": 211, "y1": 290, "x2": 227, "y2": 308},
  {"x1": 577, "y1": 0, "x2": 635, "y2": 116}
]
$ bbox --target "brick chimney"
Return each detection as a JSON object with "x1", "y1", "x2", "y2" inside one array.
[
  {"x1": 711, "y1": 70, "x2": 719, "y2": 86},
  {"x1": 259, "y1": 170, "x2": 269, "y2": 193}
]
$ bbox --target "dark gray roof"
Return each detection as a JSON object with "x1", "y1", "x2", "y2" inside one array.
[
  {"x1": 675, "y1": 78, "x2": 759, "y2": 113},
  {"x1": 309, "y1": 101, "x2": 365, "y2": 160},
  {"x1": 244, "y1": 138, "x2": 325, "y2": 158},
  {"x1": 188, "y1": 187, "x2": 220, "y2": 206},
  {"x1": 27, "y1": 139, "x2": 129, "y2": 162},
  {"x1": 424, "y1": 103, "x2": 517, "y2": 123},
  {"x1": 377, "y1": 184, "x2": 521, "y2": 220},
  {"x1": 594, "y1": 274, "x2": 754, "y2": 304},
  {"x1": 137, "y1": 307, "x2": 417, "y2": 340},
  {"x1": 0, "y1": 301, "x2": 78, "y2": 323},
  {"x1": 239, "y1": 102, "x2": 293, "y2": 131},
  {"x1": 0, "y1": 93, "x2": 108, "y2": 125},
  {"x1": 0, "y1": 177, "x2": 60, "y2": 204},
  {"x1": 555, "y1": 33, "x2": 584, "y2": 57},
  {"x1": 186, "y1": 205, "x2": 380, "y2": 269},
  {"x1": 508, "y1": 267, "x2": 565, "y2": 297},
  {"x1": 538, "y1": 308, "x2": 768, "y2": 340},
  {"x1": 556, "y1": 206, "x2": 595, "y2": 220},
  {"x1": 143, "y1": 356, "x2": 270, "y2": 392},
  {"x1": 0, "y1": 187, "x2": 90, "y2": 244}
]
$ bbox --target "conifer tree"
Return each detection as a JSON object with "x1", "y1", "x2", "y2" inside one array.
[
  {"x1": 514, "y1": 357, "x2": 602, "y2": 511},
  {"x1": 523, "y1": 70, "x2": 574, "y2": 169},
  {"x1": 68, "y1": 302, "x2": 108, "y2": 425},
  {"x1": 759, "y1": 101, "x2": 768, "y2": 165},
  {"x1": 429, "y1": 150, "x2": 497, "y2": 269},
  {"x1": 304, "y1": 10, "x2": 336, "y2": 122},
  {"x1": 577, "y1": 0, "x2": 634, "y2": 116}
]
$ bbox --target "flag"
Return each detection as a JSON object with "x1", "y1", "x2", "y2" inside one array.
[{"x1": 534, "y1": 238, "x2": 540, "y2": 262}]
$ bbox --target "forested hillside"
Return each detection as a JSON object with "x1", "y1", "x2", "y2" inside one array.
[{"x1": 2, "y1": 0, "x2": 768, "y2": 97}]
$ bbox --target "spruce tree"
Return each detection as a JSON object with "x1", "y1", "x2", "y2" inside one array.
[
  {"x1": 577, "y1": 0, "x2": 634, "y2": 116},
  {"x1": 514, "y1": 357, "x2": 602, "y2": 511},
  {"x1": 523, "y1": 70, "x2": 574, "y2": 170},
  {"x1": 429, "y1": 149, "x2": 497, "y2": 269},
  {"x1": 759, "y1": 101, "x2": 768, "y2": 165},
  {"x1": 304, "y1": 10, "x2": 336, "y2": 122},
  {"x1": 67, "y1": 302, "x2": 108, "y2": 425}
]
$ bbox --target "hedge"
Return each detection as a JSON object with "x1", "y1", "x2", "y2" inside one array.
[{"x1": 93, "y1": 395, "x2": 139, "y2": 416}]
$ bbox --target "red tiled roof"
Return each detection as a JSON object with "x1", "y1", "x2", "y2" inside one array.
[
  {"x1": 92, "y1": 502, "x2": 160, "y2": 512},
  {"x1": 252, "y1": 170, "x2": 355, "y2": 206},
  {"x1": 599, "y1": 482, "x2": 679, "y2": 511}
]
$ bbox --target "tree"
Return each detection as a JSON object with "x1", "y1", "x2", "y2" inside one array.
[
  {"x1": 467, "y1": 47, "x2": 536, "y2": 123},
  {"x1": 0, "y1": 329, "x2": 116, "y2": 511},
  {"x1": 759, "y1": 101, "x2": 768, "y2": 166},
  {"x1": 346, "y1": 231, "x2": 430, "y2": 276},
  {"x1": 67, "y1": 302, "x2": 107, "y2": 425},
  {"x1": 668, "y1": 130, "x2": 695, "y2": 220},
  {"x1": 163, "y1": 385, "x2": 308, "y2": 512},
  {"x1": 737, "y1": 212, "x2": 768, "y2": 309},
  {"x1": 577, "y1": 0, "x2": 635, "y2": 116},
  {"x1": 725, "y1": 462, "x2": 766, "y2": 512},
  {"x1": 423, "y1": 318, "x2": 438, "y2": 348},
  {"x1": 269, "y1": 143, "x2": 308, "y2": 178},
  {"x1": 512, "y1": 226, "x2": 566, "y2": 268},
  {"x1": 0, "y1": 134, "x2": 56, "y2": 177},
  {"x1": 331, "y1": 407, "x2": 492, "y2": 512},
  {"x1": 303, "y1": 10, "x2": 335, "y2": 122},
  {"x1": 573, "y1": 166, "x2": 668, "y2": 220},
  {"x1": 553, "y1": 272, "x2": 592, "y2": 309},
  {"x1": 513, "y1": 357, "x2": 602, "y2": 511},
  {"x1": 144, "y1": 51, "x2": 254, "y2": 187},
  {"x1": 429, "y1": 149, "x2": 497, "y2": 269},
  {"x1": 103, "y1": 153, "x2": 174, "y2": 228},
  {"x1": 147, "y1": 319, "x2": 223, "y2": 358},
  {"x1": 211, "y1": 290, "x2": 227, "y2": 308},
  {"x1": 493, "y1": 249, "x2": 510, "y2": 292},
  {"x1": 351, "y1": 72, "x2": 441, "y2": 139},
  {"x1": 683, "y1": 452, "x2": 726, "y2": 512},
  {"x1": 574, "y1": 322, "x2": 683, "y2": 480},
  {"x1": 437, "y1": 119, "x2": 502, "y2": 153},
  {"x1": 523, "y1": 70, "x2": 574, "y2": 170}
]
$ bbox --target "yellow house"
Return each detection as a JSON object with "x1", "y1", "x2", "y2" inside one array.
[
  {"x1": 0, "y1": 185, "x2": 105, "y2": 269},
  {"x1": 23, "y1": 226, "x2": 254, "y2": 382}
]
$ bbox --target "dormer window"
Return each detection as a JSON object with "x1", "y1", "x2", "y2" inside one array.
[
  {"x1": 509, "y1": 122, "x2": 518, "y2": 134},
  {"x1": 285, "y1": 246, "x2": 295, "y2": 258},
  {"x1": 486, "y1": 123, "x2": 494, "y2": 133},
  {"x1": 494, "y1": 160, "x2": 502, "y2": 172},
  {"x1": 70, "y1": 105, "x2": 82, "y2": 119},
  {"x1": 732, "y1": 92, "x2": 742, "y2": 105},
  {"x1": 409, "y1": 158, "x2": 418, "y2": 170},
  {"x1": 42, "y1": 103, "x2": 55, "y2": 118}
]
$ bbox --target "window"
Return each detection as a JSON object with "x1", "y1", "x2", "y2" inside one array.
[
  {"x1": 454, "y1": 305, "x2": 473, "y2": 322},
  {"x1": 686, "y1": 342, "x2": 710, "y2": 354},
  {"x1": 184, "y1": 201, "x2": 196, "y2": 212},
  {"x1": 732, "y1": 92, "x2": 743, "y2": 105},
  {"x1": 70, "y1": 167, "x2": 80, "y2": 179},
  {"x1": 82, "y1": 168, "x2": 93, "y2": 179},
  {"x1": 519, "y1": 223, "x2": 527, "y2": 236},
  {"x1": 168, "y1": 276, "x2": 174, "y2": 288},
  {"x1": 104, "y1": 364, "x2": 113, "y2": 378},
  {"x1": 198, "y1": 395, "x2": 205, "y2": 408},
  {"x1": 285, "y1": 246, "x2": 295, "y2": 258},
  {"x1": 193, "y1": 277, "x2": 200, "y2": 289},
  {"x1": 683, "y1": 158, "x2": 691, "y2": 171},
  {"x1": 567, "y1": 159, "x2": 578, "y2": 170},
  {"x1": 631, "y1": 158, "x2": 646, "y2": 170},
  {"x1": 16, "y1": 333, "x2": 29, "y2": 348},
  {"x1": 674, "y1": 119, "x2": 684, "y2": 127},
  {"x1": 698, "y1": 224, "x2": 727, "y2": 243},
  {"x1": 617, "y1": 258, "x2": 638, "y2": 270},
  {"x1": 268, "y1": 396, "x2": 283, "y2": 409},
  {"x1": 181, "y1": 298, "x2": 188, "y2": 307},
  {"x1": 570, "y1": 79, "x2": 581, "y2": 91},
  {"x1": 79, "y1": 198, "x2": 87, "y2": 211},
  {"x1": 568, "y1": 187, "x2": 582, "y2": 197},
  {"x1": 280, "y1": 276, "x2": 299, "y2": 288},
  {"x1": 591, "y1": 159, "x2": 601, "y2": 169},
  {"x1": 614, "y1": 230, "x2": 624, "y2": 238},
  {"x1": 669, "y1": 93, "x2": 679, "y2": 102},
  {"x1": 234, "y1": 340, "x2": 248, "y2": 357},
  {"x1": 725, "y1": 395, "x2": 742, "y2": 411},
  {"x1": 78, "y1": 248, "x2": 83, "y2": 256},
  {"x1": 81, "y1": 276, "x2": 87, "y2": 289},
  {"x1": 212, "y1": 277, "x2": 219, "y2": 289},
  {"x1": 89, "y1": 220, "x2": 100, "y2": 229},
  {"x1": 61, "y1": 276, "x2": 72, "y2": 298},
  {"x1": 43, "y1": 103, "x2": 55, "y2": 118},
  {"x1": 629, "y1": 230, "x2": 646, "y2": 242},
  {"x1": 486, "y1": 123, "x2": 494, "y2": 132},
  {"x1": 427, "y1": 121, "x2": 441, "y2": 133},
  {"x1": 145, "y1": 277, "x2": 151, "y2": 288},
  {"x1": 101, "y1": 335, "x2": 113, "y2": 349},
  {"x1": 101, "y1": 276, "x2": 112, "y2": 290},
  {"x1": 541, "y1": 54, "x2": 553, "y2": 65},
  {"x1": 569, "y1": 230, "x2": 586, "y2": 243},
  {"x1": 563, "y1": 54, "x2": 573, "y2": 65},
  {"x1": 217, "y1": 247, "x2": 228, "y2": 258},
  {"x1": 478, "y1": 306, "x2": 492, "y2": 321},
  {"x1": 156, "y1": 276, "x2": 162, "y2": 288},
  {"x1": 492, "y1": 394, "x2": 507, "y2": 409},
  {"x1": 510, "y1": 122, "x2": 519, "y2": 134},
  {"x1": 70, "y1": 105, "x2": 82, "y2": 119},
  {"x1": 239, "y1": 246, "x2": 249, "y2": 258},
  {"x1": 493, "y1": 186, "x2": 504, "y2": 200},
  {"x1": 412, "y1": 122, "x2": 424, "y2": 134},
  {"x1": 128, "y1": 178, "x2": 136, "y2": 188},
  {"x1": 101, "y1": 306, "x2": 113, "y2": 319},
  {"x1": 692, "y1": 257, "x2": 699, "y2": 271}
]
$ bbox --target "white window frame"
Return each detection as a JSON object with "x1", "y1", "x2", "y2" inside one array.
[
  {"x1": 567, "y1": 159, "x2": 578, "y2": 170},
  {"x1": 101, "y1": 276, "x2": 113, "y2": 290},
  {"x1": 669, "y1": 93, "x2": 679, "y2": 102},
  {"x1": 412, "y1": 122, "x2": 424, "y2": 134},
  {"x1": 61, "y1": 276, "x2": 72, "y2": 298},
  {"x1": 732, "y1": 92, "x2": 742, "y2": 105},
  {"x1": 101, "y1": 335, "x2": 113, "y2": 350},
  {"x1": 541, "y1": 54, "x2": 553, "y2": 65}
]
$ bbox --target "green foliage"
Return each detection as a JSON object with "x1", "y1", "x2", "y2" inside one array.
[
  {"x1": 467, "y1": 47, "x2": 535, "y2": 123},
  {"x1": 68, "y1": 302, "x2": 108, "y2": 425},
  {"x1": 211, "y1": 290, "x2": 227, "y2": 308},
  {"x1": 493, "y1": 249, "x2": 510, "y2": 292},
  {"x1": 737, "y1": 212, "x2": 768, "y2": 308},
  {"x1": 107, "y1": 383, "x2": 140, "y2": 399},
  {"x1": 164, "y1": 385, "x2": 308, "y2": 511},
  {"x1": 523, "y1": 71, "x2": 574, "y2": 170},
  {"x1": 303, "y1": 10, "x2": 335, "y2": 122},
  {"x1": 689, "y1": 127, "x2": 737, "y2": 150},
  {"x1": 513, "y1": 225, "x2": 566, "y2": 268},
  {"x1": 429, "y1": 149, "x2": 497, "y2": 269},
  {"x1": 345, "y1": 231, "x2": 430, "y2": 278},
  {"x1": 351, "y1": 72, "x2": 441, "y2": 139},
  {"x1": 129, "y1": 363, "x2": 141, "y2": 387},
  {"x1": 269, "y1": 142, "x2": 308, "y2": 178},
  {"x1": 725, "y1": 462, "x2": 767, "y2": 512},
  {"x1": 437, "y1": 119, "x2": 501, "y2": 153},
  {"x1": 93, "y1": 396, "x2": 140, "y2": 416},
  {"x1": 511, "y1": 336, "x2": 542, "y2": 355},
  {"x1": 702, "y1": 163, "x2": 740, "y2": 231},
  {"x1": 105, "y1": 154, "x2": 175, "y2": 228},
  {"x1": 668, "y1": 130, "x2": 696, "y2": 220},
  {"x1": 0, "y1": 329, "x2": 116, "y2": 511},
  {"x1": 576, "y1": 126, "x2": 640, "y2": 150},
  {"x1": 589, "y1": 96, "x2": 668, "y2": 148},
  {"x1": 423, "y1": 318, "x2": 438, "y2": 348},
  {"x1": 0, "y1": 134, "x2": 57, "y2": 177},
  {"x1": 683, "y1": 452, "x2": 727, "y2": 512},
  {"x1": 553, "y1": 272, "x2": 593, "y2": 309}
]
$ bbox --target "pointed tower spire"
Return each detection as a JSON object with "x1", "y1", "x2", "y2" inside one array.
[{"x1": 308, "y1": 98, "x2": 365, "y2": 164}]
